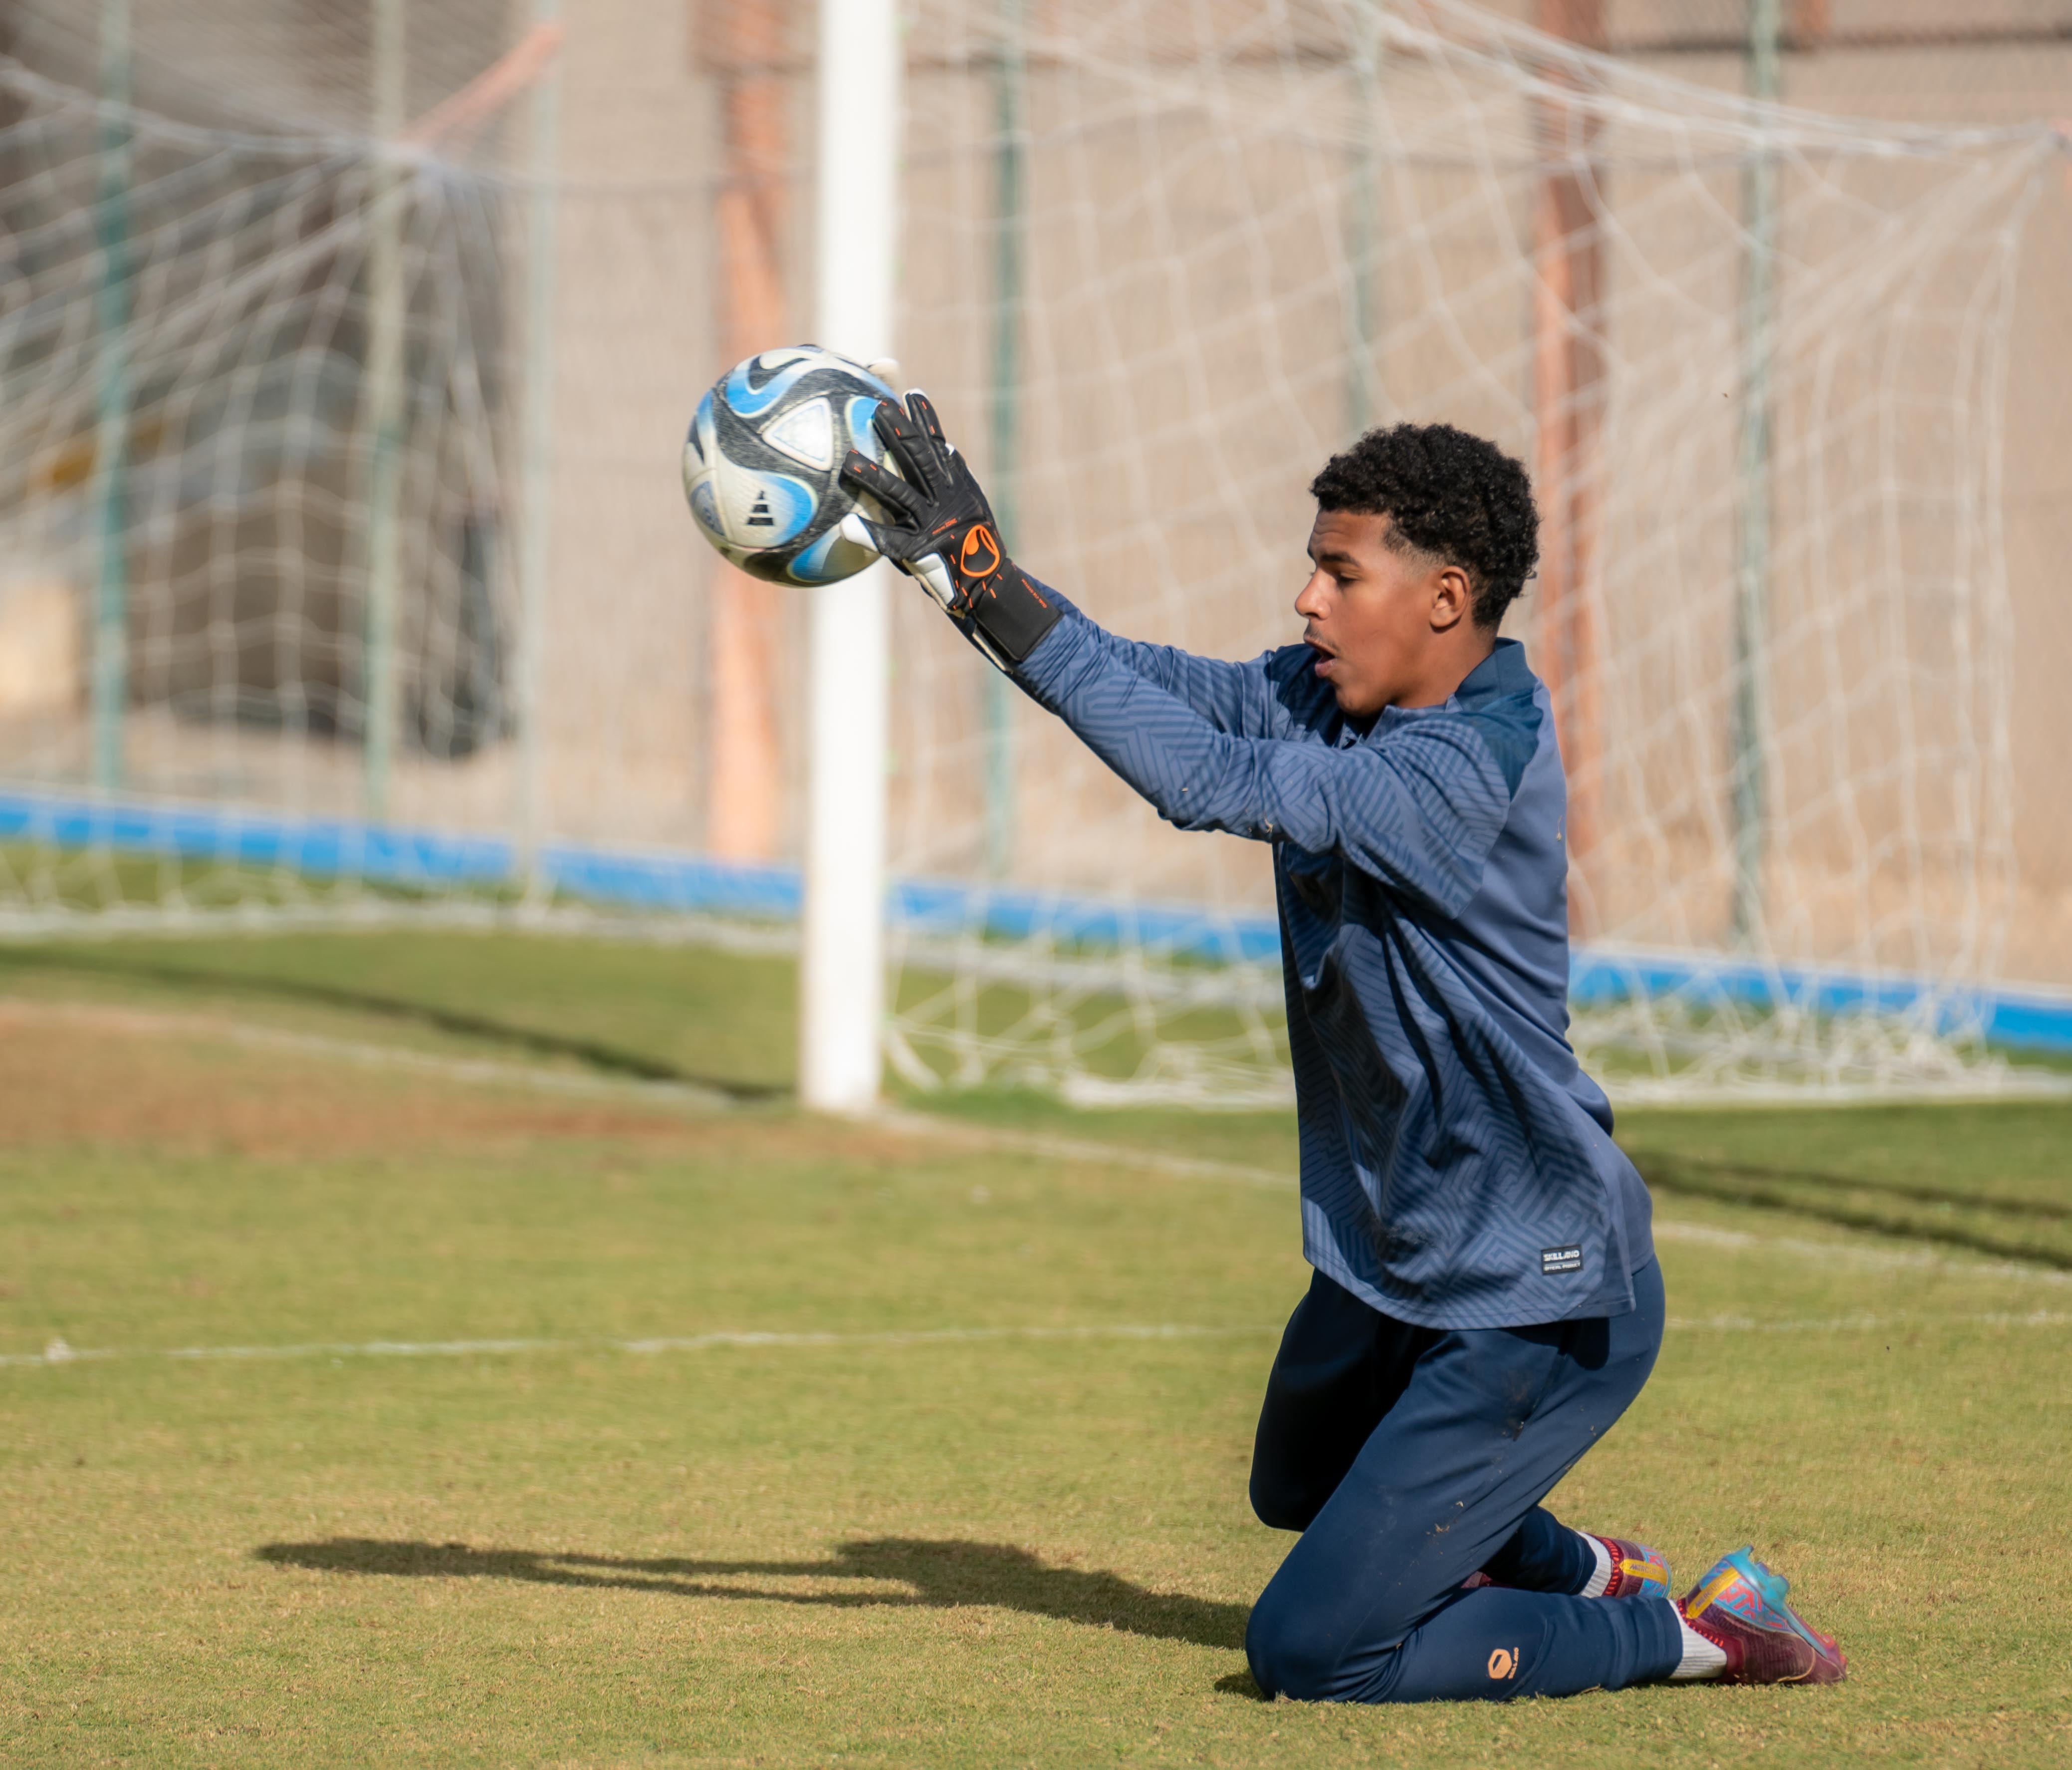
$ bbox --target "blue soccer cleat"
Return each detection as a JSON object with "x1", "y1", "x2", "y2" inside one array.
[{"x1": 1679, "y1": 1546, "x2": 1847, "y2": 1685}]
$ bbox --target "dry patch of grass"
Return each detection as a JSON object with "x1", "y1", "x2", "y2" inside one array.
[{"x1": 0, "y1": 1004, "x2": 955, "y2": 1173}]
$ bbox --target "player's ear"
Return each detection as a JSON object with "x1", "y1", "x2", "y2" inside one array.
[{"x1": 1430, "y1": 563, "x2": 1473, "y2": 633}]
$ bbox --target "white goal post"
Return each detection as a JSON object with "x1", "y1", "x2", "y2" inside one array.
[{"x1": 799, "y1": 0, "x2": 899, "y2": 1113}]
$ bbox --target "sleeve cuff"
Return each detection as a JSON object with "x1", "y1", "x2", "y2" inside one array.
[{"x1": 1012, "y1": 591, "x2": 1092, "y2": 694}]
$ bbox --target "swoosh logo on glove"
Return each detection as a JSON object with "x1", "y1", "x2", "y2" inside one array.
[{"x1": 959, "y1": 525, "x2": 1003, "y2": 580}]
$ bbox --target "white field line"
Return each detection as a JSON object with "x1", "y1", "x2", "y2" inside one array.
[
  {"x1": 913, "y1": 1130, "x2": 2072, "y2": 1290},
  {"x1": 891, "y1": 1121, "x2": 2072, "y2": 1289},
  {"x1": 873, "y1": 1109, "x2": 1300, "y2": 1190},
  {"x1": 9, "y1": 1308, "x2": 2070, "y2": 1373},
  {"x1": 2, "y1": 1322, "x2": 1276, "y2": 1370}
]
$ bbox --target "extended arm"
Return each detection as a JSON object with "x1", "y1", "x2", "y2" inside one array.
[
  {"x1": 838, "y1": 393, "x2": 1285, "y2": 737},
  {"x1": 833, "y1": 392, "x2": 1512, "y2": 892},
  {"x1": 1016, "y1": 611, "x2": 1514, "y2": 918},
  {"x1": 1035, "y1": 587, "x2": 1285, "y2": 739}
]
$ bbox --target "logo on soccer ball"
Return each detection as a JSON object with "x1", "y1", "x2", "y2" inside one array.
[
  {"x1": 1487, "y1": 1647, "x2": 1518, "y2": 1680},
  {"x1": 683, "y1": 347, "x2": 901, "y2": 585}
]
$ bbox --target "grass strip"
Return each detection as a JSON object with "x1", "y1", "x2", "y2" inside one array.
[{"x1": 1631, "y1": 1153, "x2": 2072, "y2": 1269}]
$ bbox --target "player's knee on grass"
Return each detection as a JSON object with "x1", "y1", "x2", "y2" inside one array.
[
  {"x1": 1248, "y1": 1598, "x2": 1528, "y2": 1706},
  {"x1": 1245, "y1": 1571, "x2": 1419, "y2": 1702},
  {"x1": 1250, "y1": 1584, "x2": 1675, "y2": 1706},
  {"x1": 1245, "y1": 1578, "x2": 1348, "y2": 1702}
]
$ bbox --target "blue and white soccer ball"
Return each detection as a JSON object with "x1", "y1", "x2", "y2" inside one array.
[{"x1": 682, "y1": 346, "x2": 899, "y2": 585}]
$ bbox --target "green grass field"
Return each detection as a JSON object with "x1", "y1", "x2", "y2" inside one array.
[{"x1": 3, "y1": 930, "x2": 2070, "y2": 1767}]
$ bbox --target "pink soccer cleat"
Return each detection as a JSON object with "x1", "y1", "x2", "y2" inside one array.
[
  {"x1": 1590, "y1": 1534, "x2": 1673, "y2": 1601},
  {"x1": 1460, "y1": 1533, "x2": 1671, "y2": 1600},
  {"x1": 1679, "y1": 1546, "x2": 1847, "y2": 1685}
]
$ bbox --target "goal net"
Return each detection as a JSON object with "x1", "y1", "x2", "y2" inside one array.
[{"x1": 0, "y1": 0, "x2": 2066, "y2": 1104}]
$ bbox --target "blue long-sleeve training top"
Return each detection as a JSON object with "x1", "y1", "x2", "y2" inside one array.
[{"x1": 1013, "y1": 593, "x2": 1653, "y2": 1331}]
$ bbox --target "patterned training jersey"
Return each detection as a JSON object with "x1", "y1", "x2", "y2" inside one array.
[{"x1": 1013, "y1": 594, "x2": 1653, "y2": 1330}]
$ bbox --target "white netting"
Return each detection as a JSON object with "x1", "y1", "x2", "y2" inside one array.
[{"x1": 1, "y1": 0, "x2": 2068, "y2": 1102}]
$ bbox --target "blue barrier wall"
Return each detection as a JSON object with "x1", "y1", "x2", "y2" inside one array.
[{"x1": 4, "y1": 790, "x2": 2069, "y2": 1052}]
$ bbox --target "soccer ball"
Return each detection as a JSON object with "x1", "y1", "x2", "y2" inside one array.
[{"x1": 682, "y1": 346, "x2": 899, "y2": 585}]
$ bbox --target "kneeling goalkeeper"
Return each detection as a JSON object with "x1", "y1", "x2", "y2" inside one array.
[{"x1": 839, "y1": 397, "x2": 1845, "y2": 1704}]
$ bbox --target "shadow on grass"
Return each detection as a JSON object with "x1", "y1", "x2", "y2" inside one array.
[
  {"x1": 1629, "y1": 1153, "x2": 2072, "y2": 1270},
  {"x1": 255, "y1": 1535, "x2": 1249, "y2": 1650},
  {"x1": 0, "y1": 945, "x2": 782, "y2": 1102}
]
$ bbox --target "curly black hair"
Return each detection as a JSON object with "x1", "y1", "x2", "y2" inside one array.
[{"x1": 1309, "y1": 423, "x2": 1539, "y2": 629}]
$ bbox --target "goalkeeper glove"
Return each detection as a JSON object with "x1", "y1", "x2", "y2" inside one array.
[{"x1": 837, "y1": 390, "x2": 1063, "y2": 672}]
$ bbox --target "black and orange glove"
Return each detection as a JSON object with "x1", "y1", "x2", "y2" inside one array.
[{"x1": 837, "y1": 391, "x2": 1062, "y2": 672}]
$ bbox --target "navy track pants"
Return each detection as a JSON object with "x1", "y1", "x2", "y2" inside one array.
[{"x1": 1244, "y1": 1257, "x2": 1684, "y2": 1704}]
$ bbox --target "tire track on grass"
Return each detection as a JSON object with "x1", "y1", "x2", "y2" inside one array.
[
  {"x1": 1631, "y1": 1153, "x2": 2072, "y2": 1269},
  {"x1": 0, "y1": 999, "x2": 740, "y2": 1109}
]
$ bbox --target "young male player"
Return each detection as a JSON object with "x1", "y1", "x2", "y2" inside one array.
[{"x1": 839, "y1": 399, "x2": 1846, "y2": 1704}]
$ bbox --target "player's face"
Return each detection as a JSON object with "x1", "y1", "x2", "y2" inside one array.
[{"x1": 1295, "y1": 509, "x2": 1463, "y2": 719}]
